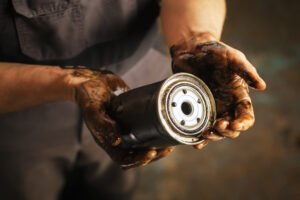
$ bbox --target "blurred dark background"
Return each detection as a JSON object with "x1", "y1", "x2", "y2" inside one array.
[{"x1": 126, "y1": 0, "x2": 300, "y2": 199}]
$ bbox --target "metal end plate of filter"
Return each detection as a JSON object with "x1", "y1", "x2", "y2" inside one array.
[{"x1": 157, "y1": 73, "x2": 216, "y2": 145}]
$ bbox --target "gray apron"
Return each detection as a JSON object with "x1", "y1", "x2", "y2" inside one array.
[
  {"x1": 0, "y1": 0, "x2": 160, "y2": 70},
  {"x1": 0, "y1": 0, "x2": 163, "y2": 199}
]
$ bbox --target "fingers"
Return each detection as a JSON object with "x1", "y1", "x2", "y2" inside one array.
[
  {"x1": 212, "y1": 98, "x2": 254, "y2": 139},
  {"x1": 150, "y1": 147, "x2": 175, "y2": 162},
  {"x1": 213, "y1": 117, "x2": 240, "y2": 139},
  {"x1": 77, "y1": 80, "x2": 122, "y2": 146},
  {"x1": 193, "y1": 140, "x2": 209, "y2": 150},
  {"x1": 229, "y1": 50, "x2": 266, "y2": 91},
  {"x1": 172, "y1": 54, "x2": 199, "y2": 74},
  {"x1": 230, "y1": 99, "x2": 255, "y2": 131},
  {"x1": 215, "y1": 125, "x2": 241, "y2": 139},
  {"x1": 76, "y1": 73, "x2": 129, "y2": 146},
  {"x1": 172, "y1": 41, "x2": 266, "y2": 92},
  {"x1": 121, "y1": 147, "x2": 176, "y2": 170},
  {"x1": 121, "y1": 149, "x2": 157, "y2": 170},
  {"x1": 202, "y1": 129, "x2": 224, "y2": 141},
  {"x1": 84, "y1": 106, "x2": 122, "y2": 147}
]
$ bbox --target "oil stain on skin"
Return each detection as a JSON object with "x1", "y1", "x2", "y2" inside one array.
[{"x1": 133, "y1": 0, "x2": 300, "y2": 199}]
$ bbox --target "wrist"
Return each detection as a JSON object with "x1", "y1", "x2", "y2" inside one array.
[
  {"x1": 169, "y1": 32, "x2": 218, "y2": 58},
  {"x1": 62, "y1": 68, "x2": 91, "y2": 103},
  {"x1": 160, "y1": 0, "x2": 225, "y2": 48},
  {"x1": 189, "y1": 31, "x2": 218, "y2": 43},
  {"x1": 0, "y1": 63, "x2": 90, "y2": 113},
  {"x1": 171, "y1": 31, "x2": 218, "y2": 47}
]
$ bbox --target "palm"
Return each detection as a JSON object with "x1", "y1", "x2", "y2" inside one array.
[
  {"x1": 74, "y1": 69, "x2": 174, "y2": 169},
  {"x1": 171, "y1": 40, "x2": 266, "y2": 140}
]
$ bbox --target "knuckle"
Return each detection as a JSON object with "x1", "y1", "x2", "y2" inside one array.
[
  {"x1": 235, "y1": 50, "x2": 246, "y2": 60},
  {"x1": 215, "y1": 119, "x2": 229, "y2": 130}
]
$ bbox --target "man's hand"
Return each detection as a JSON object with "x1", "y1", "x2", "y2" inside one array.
[
  {"x1": 170, "y1": 33, "x2": 266, "y2": 148},
  {"x1": 72, "y1": 68, "x2": 174, "y2": 169}
]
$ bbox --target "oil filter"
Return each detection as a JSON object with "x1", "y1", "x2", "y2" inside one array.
[{"x1": 111, "y1": 73, "x2": 216, "y2": 148}]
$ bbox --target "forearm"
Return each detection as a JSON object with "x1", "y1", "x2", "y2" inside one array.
[
  {"x1": 0, "y1": 63, "x2": 81, "y2": 114},
  {"x1": 160, "y1": 0, "x2": 226, "y2": 46}
]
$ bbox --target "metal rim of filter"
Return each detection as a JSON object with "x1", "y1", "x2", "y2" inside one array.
[
  {"x1": 168, "y1": 84, "x2": 207, "y2": 134},
  {"x1": 157, "y1": 73, "x2": 216, "y2": 145}
]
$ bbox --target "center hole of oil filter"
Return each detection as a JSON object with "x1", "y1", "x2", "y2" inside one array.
[{"x1": 181, "y1": 101, "x2": 193, "y2": 116}]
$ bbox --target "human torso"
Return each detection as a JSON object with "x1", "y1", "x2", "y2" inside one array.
[{"x1": 0, "y1": 0, "x2": 159, "y2": 68}]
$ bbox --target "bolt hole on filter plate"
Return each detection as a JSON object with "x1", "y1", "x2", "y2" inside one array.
[{"x1": 111, "y1": 73, "x2": 216, "y2": 148}]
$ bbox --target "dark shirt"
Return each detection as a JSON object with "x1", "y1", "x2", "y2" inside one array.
[{"x1": 0, "y1": 0, "x2": 159, "y2": 70}]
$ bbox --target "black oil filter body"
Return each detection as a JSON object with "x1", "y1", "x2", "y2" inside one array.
[{"x1": 111, "y1": 73, "x2": 216, "y2": 148}]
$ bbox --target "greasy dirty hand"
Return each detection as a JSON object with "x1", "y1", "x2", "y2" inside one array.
[
  {"x1": 70, "y1": 68, "x2": 174, "y2": 169},
  {"x1": 170, "y1": 33, "x2": 266, "y2": 148}
]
